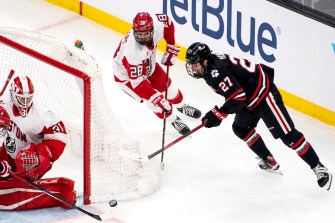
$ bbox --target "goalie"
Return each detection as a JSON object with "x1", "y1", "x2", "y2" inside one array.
[{"x1": 0, "y1": 75, "x2": 76, "y2": 210}]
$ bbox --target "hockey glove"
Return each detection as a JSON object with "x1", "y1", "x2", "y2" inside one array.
[
  {"x1": 0, "y1": 160, "x2": 11, "y2": 178},
  {"x1": 161, "y1": 44, "x2": 180, "y2": 66},
  {"x1": 201, "y1": 106, "x2": 227, "y2": 128},
  {"x1": 0, "y1": 106, "x2": 10, "y2": 136},
  {"x1": 15, "y1": 143, "x2": 52, "y2": 179},
  {"x1": 150, "y1": 93, "x2": 172, "y2": 114}
]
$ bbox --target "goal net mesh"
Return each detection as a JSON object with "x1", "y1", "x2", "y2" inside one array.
[{"x1": 0, "y1": 27, "x2": 160, "y2": 204}]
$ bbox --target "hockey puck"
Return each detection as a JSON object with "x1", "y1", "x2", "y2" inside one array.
[{"x1": 109, "y1": 199, "x2": 118, "y2": 207}]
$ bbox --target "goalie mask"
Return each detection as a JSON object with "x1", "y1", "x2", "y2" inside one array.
[
  {"x1": 10, "y1": 76, "x2": 34, "y2": 117},
  {"x1": 133, "y1": 12, "x2": 154, "y2": 45}
]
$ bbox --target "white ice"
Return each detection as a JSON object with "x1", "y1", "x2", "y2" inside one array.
[{"x1": 0, "y1": 1, "x2": 334, "y2": 223}]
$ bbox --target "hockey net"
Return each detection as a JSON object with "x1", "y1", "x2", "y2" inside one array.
[{"x1": 0, "y1": 27, "x2": 160, "y2": 204}]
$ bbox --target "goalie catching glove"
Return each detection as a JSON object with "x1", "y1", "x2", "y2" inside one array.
[
  {"x1": 161, "y1": 44, "x2": 180, "y2": 66},
  {"x1": 15, "y1": 143, "x2": 53, "y2": 179},
  {"x1": 201, "y1": 106, "x2": 227, "y2": 128}
]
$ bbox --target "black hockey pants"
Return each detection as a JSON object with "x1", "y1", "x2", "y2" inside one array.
[{"x1": 233, "y1": 84, "x2": 295, "y2": 139}]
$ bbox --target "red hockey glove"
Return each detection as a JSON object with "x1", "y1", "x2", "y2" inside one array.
[
  {"x1": 0, "y1": 106, "x2": 10, "y2": 136},
  {"x1": 151, "y1": 94, "x2": 172, "y2": 114},
  {"x1": 161, "y1": 44, "x2": 180, "y2": 66},
  {"x1": 0, "y1": 160, "x2": 11, "y2": 178},
  {"x1": 15, "y1": 143, "x2": 52, "y2": 179},
  {"x1": 201, "y1": 106, "x2": 227, "y2": 128}
]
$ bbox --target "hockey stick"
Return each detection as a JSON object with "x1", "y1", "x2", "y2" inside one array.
[
  {"x1": 0, "y1": 69, "x2": 15, "y2": 97},
  {"x1": 160, "y1": 65, "x2": 170, "y2": 170},
  {"x1": 119, "y1": 121, "x2": 206, "y2": 162},
  {"x1": 9, "y1": 171, "x2": 107, "y2": 221}
]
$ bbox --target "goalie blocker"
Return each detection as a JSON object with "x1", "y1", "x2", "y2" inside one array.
[{"x1": 0, "y1": 177, "x2": 76, "y2": 210}]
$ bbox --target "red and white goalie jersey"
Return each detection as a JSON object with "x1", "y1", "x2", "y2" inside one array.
[
  {"x1": 0, "y1": 76, "x2": 74, "y2": 211},
  {"x1": 0, "y1": 94, "x2": 67, "y2": 178},
  {"x1": 113, "y1": 13, "x2": 176, "y2": 101}
]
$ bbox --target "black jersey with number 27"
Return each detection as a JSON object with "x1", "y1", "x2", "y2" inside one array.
[{"x1": 203, "y1": 54, "x2": 275, "y2": 114}]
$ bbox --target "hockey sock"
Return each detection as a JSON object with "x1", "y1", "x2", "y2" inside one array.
[
  {"x1": 281, "y1": 128, "x2": 319, "y2": 168},
  {"x1": 233, "y1": 125, "x2": 272, "y2": 159},
  {"x1": 245, "y1": 131, "x2": 272, "y2": 159}
]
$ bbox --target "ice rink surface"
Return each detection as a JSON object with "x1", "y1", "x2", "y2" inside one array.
[{"x1": 0, "y1": 1, "x2": 334, "y2": 222}]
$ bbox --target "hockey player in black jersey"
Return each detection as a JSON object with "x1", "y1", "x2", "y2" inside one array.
[{"x1": 185, "y1": 42, "x2": 332, "y2": 190}]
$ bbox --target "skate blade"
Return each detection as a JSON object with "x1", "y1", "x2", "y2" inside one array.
[
  {"x1": 265, "y1": 169, "x2": 283, "y2": 175},
  {"x1": 324, "y1": 173, "x2": 333, "y2": 191},
  {"x1": 257, "y1": 165, "x2": 283, "y2": 175}
]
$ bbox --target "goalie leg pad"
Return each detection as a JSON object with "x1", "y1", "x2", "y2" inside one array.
[{"x1": 0, "y1": 177, "x2": 76, "y2": 210}]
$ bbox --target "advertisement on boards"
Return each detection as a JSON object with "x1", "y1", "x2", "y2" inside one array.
[{"x1": 74, "y1": 0, "x2": 335, "y2": 113}]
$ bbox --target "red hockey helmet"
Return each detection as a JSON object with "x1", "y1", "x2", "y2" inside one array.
[
  {"x1": 10, "y1": 76, "x2": 34, "y2": 117},
  {"x1": 133, "y1": 12, "x2": 154, "y2": 45}
]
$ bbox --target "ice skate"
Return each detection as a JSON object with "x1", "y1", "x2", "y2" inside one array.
[
  {"x1": 171, "y1": 116, "x2": 191, "y2": 136},
  {"x1": 177, "y1": 104, "x2": 201, "y2": 119},
  {"x1": 313, "y1": 162, "x2": 332, "y2": 190},
  {"x1": 257, "y1": 156, "x2": 283, "y2": 175}
]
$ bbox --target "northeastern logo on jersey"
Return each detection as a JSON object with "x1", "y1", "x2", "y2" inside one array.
[{"x1": 211, "y1": 70, "x2": 219, "y2": 78}]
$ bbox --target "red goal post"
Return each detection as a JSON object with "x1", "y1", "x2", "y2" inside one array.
[{"x1": 0, "y1": 27, "x2": 160, "y2": 204}]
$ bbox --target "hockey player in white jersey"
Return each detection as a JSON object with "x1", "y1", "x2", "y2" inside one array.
[
  {"x1": 113, "y1": 12, "x2": 201, "y2": 136},
  {"x1": 0, "y1": 75, "x2": 76, "y2": 210}
]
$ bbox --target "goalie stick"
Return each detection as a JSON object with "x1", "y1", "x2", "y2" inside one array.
[
  {"x1": 0, "y1": 69, "x2": 15, "y2": 97},
  {"x1": 119, "y1": 122, "x2": 206, "y2": 162},
  {"x1": 9, "y1": 171, "x2": 112, "y2": 221}
]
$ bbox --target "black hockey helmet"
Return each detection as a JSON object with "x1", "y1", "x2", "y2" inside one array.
[
  {"x1": 185, "y1": 42, "x2": 211, "y2": 64},
  {"x1": 185, "y1": 42, "x2": 211, "y2": 79}
]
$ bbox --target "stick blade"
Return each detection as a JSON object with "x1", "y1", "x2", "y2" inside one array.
[
  {"x1": 118, "y1": 150, "x2": 149, "y2": 162},
  {"x1": 88, "y1": 213, "x2": 102, "y2": 221},
  {"x1": 99, "y1": 212, "x2": 113, "y2": 221}
]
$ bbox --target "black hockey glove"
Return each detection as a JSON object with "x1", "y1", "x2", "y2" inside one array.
[{"x1": 201, "y1": 106, "x2": 227, "y2": 128}]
